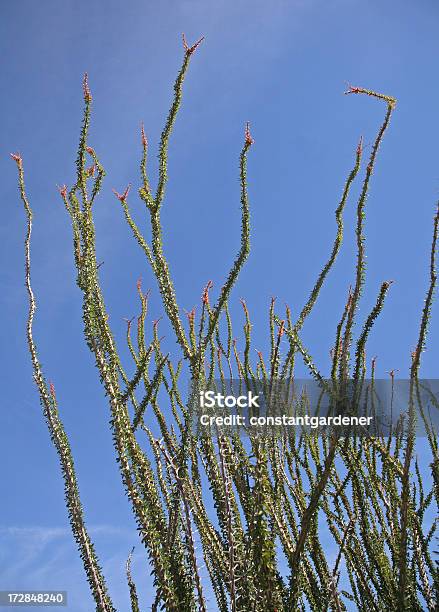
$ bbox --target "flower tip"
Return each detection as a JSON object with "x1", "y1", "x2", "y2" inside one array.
[
  {"x1": 113, "y1": 184, "x2": 131, "y2": 202},
  {"x1": 182, "y1": 33, "x2": 205, "y2": 55},
  {"x1": 10, "y1": 152, "x2": 22, "y2": 165},
  {"x1": 245, "y1": 122, "x2": 254, "y2": 146},
  {"x1": 201, "y1": 280, "x2": 213, "y2": 305},
  {"x1": 57, "y1": 184, "x2": 68, "y2": 199},
  {"x1": 141, "y1": 123, "x2": 148, "y2": 148},
  {"x1": 153, "y1": 317, "x2": 162, "y2": 330},
  {"x1": 186, "y1": 307, "x2": 196, "y2": 323},
  {"x1": 83, "y1": 73, "x2": 92, "y2": 102},
  {"x1": 344, "y1": 83, "x2": 361, "y2": 96}
]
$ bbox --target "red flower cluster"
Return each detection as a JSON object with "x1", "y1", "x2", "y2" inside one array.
[
  {"x1": 113, "y1": 184, "x2": 131, "y2": 202},
  {"x1": 202, "y1": 280, "x2": 213, "y2": 306},
  {"x1": 182, "y1": 33, "x2": 205, "y2": 55}
]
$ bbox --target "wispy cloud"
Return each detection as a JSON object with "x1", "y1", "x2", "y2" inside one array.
[{"x1": 0, "y1": 524, "x2": 143, "y2": 611}]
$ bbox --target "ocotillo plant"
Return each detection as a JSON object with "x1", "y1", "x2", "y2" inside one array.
[{"x1": 13, "y1": 36, "x2": 438, "y2": 611}]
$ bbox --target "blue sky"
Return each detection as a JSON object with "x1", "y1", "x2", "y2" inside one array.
[{"x1": 1, "y1": 1, "x2": 438, "y2": 609}]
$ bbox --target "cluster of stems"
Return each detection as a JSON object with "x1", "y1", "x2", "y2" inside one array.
[{"x1": 13, "y1": 38, "x2": 438, "y2": 611}]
